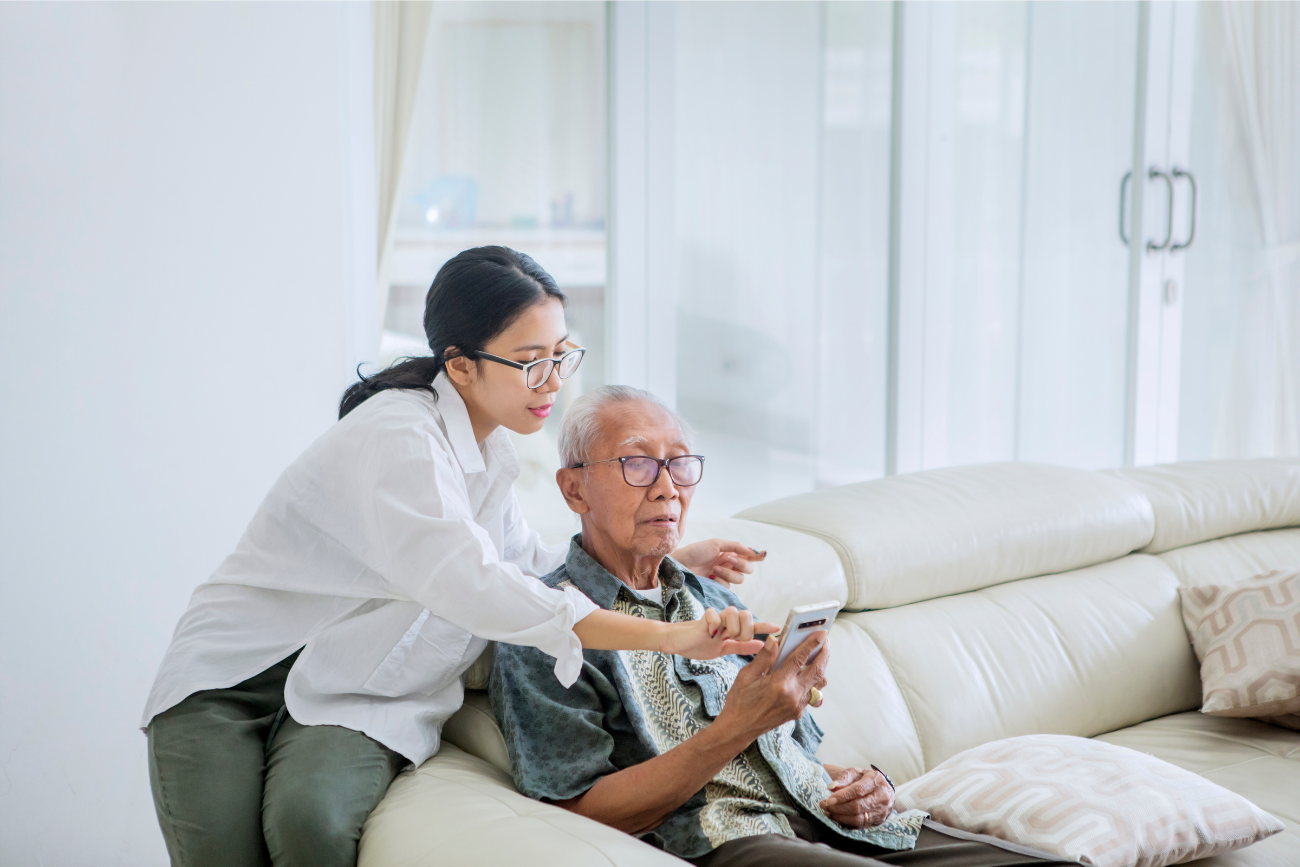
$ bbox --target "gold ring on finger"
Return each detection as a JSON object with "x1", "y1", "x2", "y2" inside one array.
[{"x1": 809, "y1": 687, "x2": 823, "y2": 705}]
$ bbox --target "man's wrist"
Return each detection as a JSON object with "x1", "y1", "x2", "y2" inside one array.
[{"x1": 702, "y1": 712, "x2": 758, "y2": 759}]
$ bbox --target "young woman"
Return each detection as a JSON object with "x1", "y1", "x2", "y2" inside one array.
[{"x1": 142, "y1": 247, "x2": 771, "y2": 867}]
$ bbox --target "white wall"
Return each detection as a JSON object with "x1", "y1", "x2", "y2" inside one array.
[{"x1": 0, "y1": 4, "x2": 373, "y2": 864}]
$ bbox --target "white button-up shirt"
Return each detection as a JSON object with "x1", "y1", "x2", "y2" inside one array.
[{"x1": 141, "y1": 373, "x2": 598, "y2": 764}]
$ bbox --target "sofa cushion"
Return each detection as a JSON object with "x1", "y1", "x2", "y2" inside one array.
[
  {"x1": 1095, "y1": 712, "x2": 1300, "y2": 867},
  {"x1": 809, "y1": 620, "x2": 925, "y2": 783},
  {"x1": 359, "y1": 743, "x2": 682, "y2": 867},
  {"x1": 735, "y1": 462, "x2": 1154, "y2": 610},
  {"x1": 896, "y1": 733, "x2": 1284, "y2": 867},
  {"x1": 1180, "y1": 569, "x2": 1300, "y2": 720},
  {"x1": 677, "y1": 517, "x2": 849, "y2": 626},
  {"x1": 1159, "y1": 528, "x2": 1300, "y2": 588},
  {"x1": 440, "y1": 690, "x2": 511, "y2": 775},
  {"x1": 1106, "y1": 460, "x2": 1300, "y2": 555},
  {"x1": 843, "y1": 554, "x2": 1202, "y2": 772}
]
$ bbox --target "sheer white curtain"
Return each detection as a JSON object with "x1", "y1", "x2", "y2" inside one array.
[
  {"x1": 1207, "y1": 2, "x2": 1300, "y2": 458},
  {"x1": 374, "y1": 1, "x2": 431, "y2": 329}
]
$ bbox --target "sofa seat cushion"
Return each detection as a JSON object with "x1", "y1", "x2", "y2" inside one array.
[
  {"x1": 1095, "y1": 712, "x2": 1300, "y2": 866},
  {"x1": 360, "y1": 743, "x2": 683, "y2": 867},
  {"x1": 735, "y1": 462, "x2": 1154, "y2": 611}
]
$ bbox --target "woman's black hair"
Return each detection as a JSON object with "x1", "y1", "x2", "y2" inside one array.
[{"x1": 339, "y1": 246, "x2": 565, "y2": 419}]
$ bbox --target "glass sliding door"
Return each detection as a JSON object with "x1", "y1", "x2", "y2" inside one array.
[
  {"x1": 666, "y1": 1, "x2": 894, "y2": 518},
  {"x1": 389, "y1": 1, "x2": 608, "y2": 542},
  {"x1": 894, "y1": 0, "x2": 1139, "y2": 472},
  {"x1": 1016, "y1": 2, "x2": 1139, "y2": 468}
]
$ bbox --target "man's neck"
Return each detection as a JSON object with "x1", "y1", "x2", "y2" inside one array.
[{"x1": 580, "y1": 531, "x2": 664, "y2": 592}]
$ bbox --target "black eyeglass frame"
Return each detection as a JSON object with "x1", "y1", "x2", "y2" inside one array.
[
  {"x1": 570, "y1": 454, "x2": 706, "y2": 488},
  {"x1": 471, "y1": 345, "x2": 586, "y2": 389}
]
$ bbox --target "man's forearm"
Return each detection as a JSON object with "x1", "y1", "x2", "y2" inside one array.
[{"x1": 554, "y1": 718, "x2": 755, "y2": 834}]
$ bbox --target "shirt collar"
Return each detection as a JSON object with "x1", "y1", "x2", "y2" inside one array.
[
  {"x1": 562, "y1": 535, "x2": 686, "y2": 610},
  {"x1": 431, "y1": 371, "x2": 487, "y2": 475}
]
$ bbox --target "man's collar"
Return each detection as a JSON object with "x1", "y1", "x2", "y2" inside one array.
[
  {"x1": 563, "y1": 535, "x2": 686, "y2": 610},
  {"x1": 431, "y1": 370, "x2": 488, "y2": 474}
]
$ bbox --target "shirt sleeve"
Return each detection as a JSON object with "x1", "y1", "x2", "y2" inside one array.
[
  {"x1": 344, "y1": 407, "x2": 599, "y2": 687},
  {"x1": 490, "y1": 641, "x2": 620, "y2": 802}
]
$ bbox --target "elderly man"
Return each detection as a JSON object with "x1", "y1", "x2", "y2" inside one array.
[{"x1": 491, "y1": 386, "x2": 1068, "y2": 867}]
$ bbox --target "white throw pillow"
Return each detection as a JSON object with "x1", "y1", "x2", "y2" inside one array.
[
  {"x1": 1179, "y1": 568, "x2": 1300, "y2": 721},
  {"x1": 895, "y1": 734, "x2": 1282, "y2": 867}
]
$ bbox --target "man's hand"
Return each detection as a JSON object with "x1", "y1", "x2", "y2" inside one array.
[
  {"x1": 672, "y1": 539, "x2": 766, "y2": 586},
  {"x1": 712, "y1": 631, "x2": 830, "y2": 745},
  {"x1": 819, "y1": 766, "x2": 894, "y2": 829},
  {"x1": 663, "y1": 607, "x2": 781, "y2": 659}
]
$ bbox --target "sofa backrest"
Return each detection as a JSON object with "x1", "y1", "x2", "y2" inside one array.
[
  {"x1": 734, "y1": 462, "x2": 1155, "y2": 610},
  {"x1": 1106, "y1": 458, "x2": 1300, "y2": 554}
]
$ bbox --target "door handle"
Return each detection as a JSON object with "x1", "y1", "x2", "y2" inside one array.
[
  {"x1": 1170, "y1": 167, "x2": 1197, "y2": 252},
  {"x1": 1147, "y1": 167, "x2": 1174, "y2": 253},
  {"x1": 1119, "y1": 171, "x2": 1132, "y2": 245}
]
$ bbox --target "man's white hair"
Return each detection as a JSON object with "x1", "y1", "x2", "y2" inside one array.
[{"x1": 558, "y1": 385, "x2": 696, "y2": 468}]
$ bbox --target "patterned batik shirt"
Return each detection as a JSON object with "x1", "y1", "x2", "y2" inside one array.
[{"x1": 490, "y1": 536, "x2": 925, "y2": 859}]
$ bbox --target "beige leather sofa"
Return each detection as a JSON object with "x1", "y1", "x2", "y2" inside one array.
[{"x1": 359, "y1": 459, "x2": 1300, "y2": 867}]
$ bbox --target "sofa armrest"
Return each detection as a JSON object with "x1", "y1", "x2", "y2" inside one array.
[{"x1": 360, "y1": 743, "x2": 685, "y2": 867}]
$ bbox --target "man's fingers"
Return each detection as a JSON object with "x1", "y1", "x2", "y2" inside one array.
[
  {"x1": 823, "y1": 778, "x2": 882, "y2": 807},
  {"x1": 829, "y1": 767, "x2": 866, "y2": 791},
  {"x1": 777, "y1": 630, "x2": 827, "y2": 674},
  {"x1": 740, "y1": 635, "x2": 779, "y2": 673}
]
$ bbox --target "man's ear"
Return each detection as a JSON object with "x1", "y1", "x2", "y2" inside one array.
[
  {"x1": 444, "y1": 348, "x2": 476, "y2": 386},
  {"x1": 555, "y1": 467, "x2": 591, "y2": 515}
]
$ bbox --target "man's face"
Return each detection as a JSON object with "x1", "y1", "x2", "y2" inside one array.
[{"x1": 560, "y1": 400, "x2": 696, "y2": 560}]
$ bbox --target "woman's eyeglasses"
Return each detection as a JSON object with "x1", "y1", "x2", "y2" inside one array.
[
  {"x1": 570, "y1": 455, "x2": 706, "y2": 488},
  {"x1": 473, "y1": 346, "x2": 586, "y2": 389}
]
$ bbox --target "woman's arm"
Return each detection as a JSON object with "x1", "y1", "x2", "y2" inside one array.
[{"x1": 574, "y1": 607, "x2": 776, "y2": 659}]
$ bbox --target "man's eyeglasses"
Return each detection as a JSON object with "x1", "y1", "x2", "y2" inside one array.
[
  {"x1": 571, "y1": 455, "x2": 706, "y2": 488},
  {"x1": 473, "y1": 346, "x2": 586, "y2": 389}
]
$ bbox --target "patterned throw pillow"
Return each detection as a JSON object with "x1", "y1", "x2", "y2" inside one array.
[
  {"x1": 896, "y1": 734, "x2": 1282, "y2": 867},
  {"x1": 1179, "y1": 568, "x2": 1300, "y2": 720}
]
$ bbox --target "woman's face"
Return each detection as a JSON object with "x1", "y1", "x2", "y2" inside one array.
[{"x1": 450, "y1": 296, "x2": 571, "y2": 439}]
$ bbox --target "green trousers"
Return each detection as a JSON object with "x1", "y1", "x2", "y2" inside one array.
[{"x1": 147, "y1": 652, "x2": 408, "y2": 867}]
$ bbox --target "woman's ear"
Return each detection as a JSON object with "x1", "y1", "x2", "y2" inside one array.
[
  {"x1": 443, "y1": 349, "x2": 476, "y2": 387},
  {"x1": 555, "y1": 468, "x2": 591, "y2": 515}
]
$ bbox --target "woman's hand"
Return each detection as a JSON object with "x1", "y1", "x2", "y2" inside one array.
[
  {"x1": 673, "y1": 539, "x2": 766, "y2": 586},
  {"x1": 661, "y1": 606, "x2": 781, "y2": 659}
]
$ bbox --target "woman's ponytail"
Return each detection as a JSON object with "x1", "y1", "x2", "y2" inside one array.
[{"x1": 338, "y1": 246, "x2": 564, "y2": 419}]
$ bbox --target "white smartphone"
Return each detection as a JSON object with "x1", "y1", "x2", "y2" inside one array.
[{"x1": 772, "y1": 600, "x2": 841, "y2": 669}]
